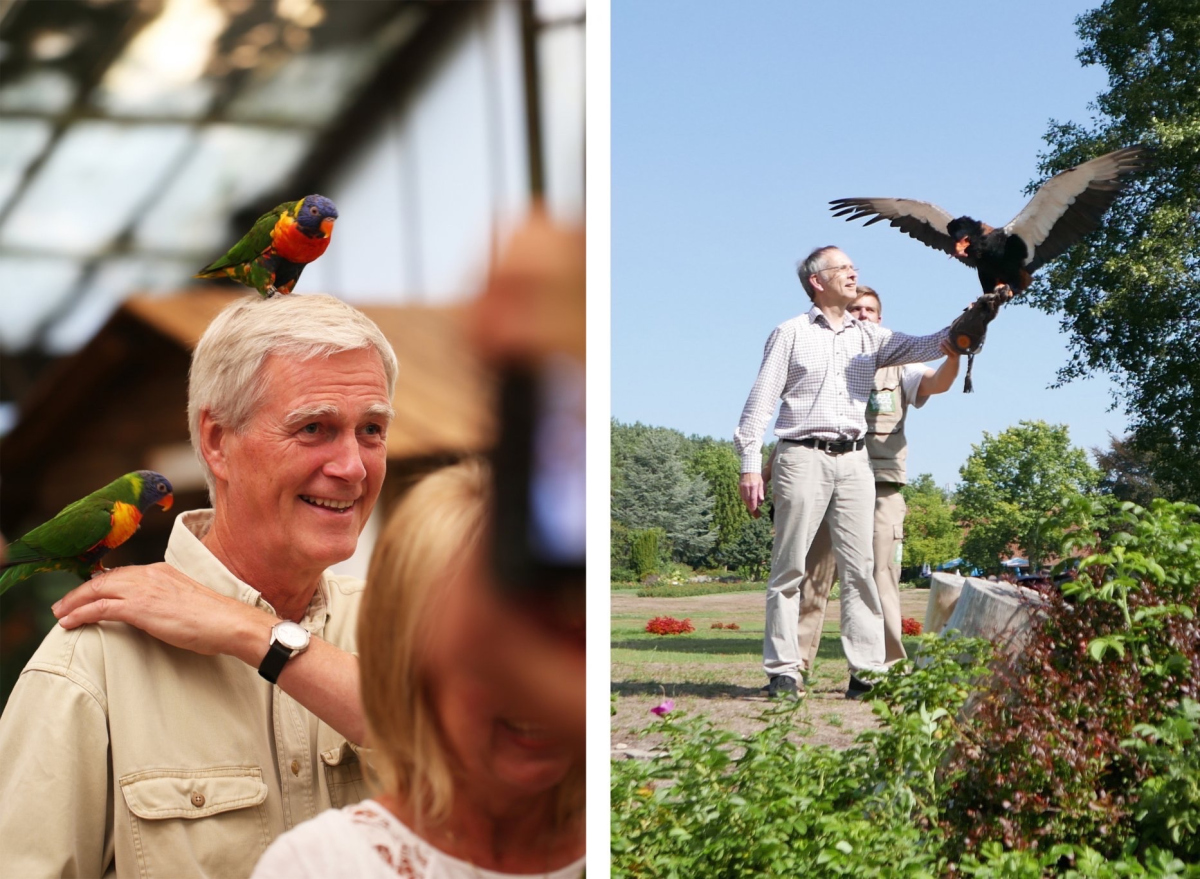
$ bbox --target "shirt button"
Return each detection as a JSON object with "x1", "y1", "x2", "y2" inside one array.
[
  {"x1": 290, "y1": 760, "x2": 301, "y2": 776},
  {"x1": 191, "y1": 792, "x2": 205, "y2": 808}
]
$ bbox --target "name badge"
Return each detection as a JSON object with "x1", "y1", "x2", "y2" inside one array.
[{"x1": 868, "y1": 389, "x2": 897, "y2": 414}]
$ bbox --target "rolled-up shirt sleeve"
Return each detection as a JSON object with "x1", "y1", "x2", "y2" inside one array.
[
  {"x1": 734, "y1": 324, "x2": 793, "y2": 474},
  {"x1": 0, "y1": 666, "x2": 113, "y2": 878}
]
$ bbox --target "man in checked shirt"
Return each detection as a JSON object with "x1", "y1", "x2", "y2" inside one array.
[{"x1": 734, "y1": 245, "x2": 954, "y2": 700}]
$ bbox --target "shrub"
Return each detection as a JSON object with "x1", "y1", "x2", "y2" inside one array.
[
  {"x1": 940, "y1": 497, "x2": 1200, "y2": 861},
  {"x1": 645, "y1": 616, "x2": 695, "y2": 636},
  {"x1": 901, "y1": 617, "x2": 923, "y2": 636},
  {"x1": 631, "y1": 528, "x2": 663, "y2": 579},
  {"x1": 710, "y1": 622, "x2": 725, "y2": 629}
]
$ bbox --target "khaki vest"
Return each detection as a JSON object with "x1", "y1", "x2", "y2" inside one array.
[{"x1": 865, "y1": 364, "x2": 910, "y2": 485}]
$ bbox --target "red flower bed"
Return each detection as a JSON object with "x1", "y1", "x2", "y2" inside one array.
[
  {"x1": 901, "y1": 616, "x2": 922, "y2": 636},
  {"x1": 646, "y1": 616, "x2": 695, "y2": 635}
]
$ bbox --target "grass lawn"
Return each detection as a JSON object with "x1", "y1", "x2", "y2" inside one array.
[{"x1": 611, "y1": 587, "x2": 931, "y2": 753}]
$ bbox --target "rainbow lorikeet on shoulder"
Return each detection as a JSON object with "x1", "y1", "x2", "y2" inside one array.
[
  {"x1": 195, "y1": 194, "x2": 338, "y2": 298},
  {"x1": 0, "y1": 470, "x2": 174, "y2": 596}
]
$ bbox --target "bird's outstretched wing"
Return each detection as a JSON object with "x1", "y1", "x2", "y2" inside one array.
[
  {"x1": 1006, "y1": 145, "x2": 1148, "y2": 273},
  {"x1": 829, "y1": 198, "x2": 974, "y2": 266}
]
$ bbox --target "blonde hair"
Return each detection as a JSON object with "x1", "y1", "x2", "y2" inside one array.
[
  {"x1": 357, "y1": 459, "x2": 583, "y2": 827},
  {"x1": 188, "y1": 294, "x2": 399, "y2": 496}
]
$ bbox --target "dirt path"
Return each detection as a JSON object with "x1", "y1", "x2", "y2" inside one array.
[{"x1": 611, "y1": 586, "x2": 931, "y2": 755}]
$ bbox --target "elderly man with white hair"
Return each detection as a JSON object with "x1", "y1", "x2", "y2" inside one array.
[{"x1": 0, "y1": 294, "x2": 397, "y2": 879}]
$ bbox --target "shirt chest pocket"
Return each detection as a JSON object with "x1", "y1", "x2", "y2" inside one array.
[
  {"x1": 320, "y1": 737, "x2": 368, "y2": 809},
  {"x1": 866, "y1": 384, "x2": 903, "y2": 436},
  {"x1": 120, "y1": 766, "x2": 269, "y2": 879}
]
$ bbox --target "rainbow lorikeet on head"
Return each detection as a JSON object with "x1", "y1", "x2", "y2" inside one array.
[
  {"x1": 0, "y1": 470, "x2": 174, "y2": 596},
  {"x1": 195, "y1": 194, "x2": 338, "y2": 298}
]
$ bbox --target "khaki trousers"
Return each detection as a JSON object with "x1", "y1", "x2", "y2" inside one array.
[
  {"x1": 796, "y1": 483, "x2": 907, "y2": 671},
  {"x1": 763, "y1": 442, "x2": 884, "y2": 679}
]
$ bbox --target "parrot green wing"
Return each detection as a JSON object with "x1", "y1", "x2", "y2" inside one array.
[
  {"x1": 196, "y1": 200, "x2": 298, "y2": 276},
  {"x1": 4, "y1": 496, "x2": 117, "y2": 565}
]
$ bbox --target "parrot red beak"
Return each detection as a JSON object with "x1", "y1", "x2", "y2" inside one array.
[
  {"x1": 321, "y1": 217, "x2": 335, "y2": 237},
  {"x1": 158, "y1": 494, "x2": 174, "y2": 512}
]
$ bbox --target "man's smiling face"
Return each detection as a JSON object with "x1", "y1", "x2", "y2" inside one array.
[{"x1": 217, "y1": 347, "x2": 392, "y2": 578}]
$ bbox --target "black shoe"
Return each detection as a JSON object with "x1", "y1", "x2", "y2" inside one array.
[
  {"x1": 845, "y1": 675, "x2": 874, "y2": 700},
  {"x1": 766, "y1": 674, "x2": 803, "y2": 700}
]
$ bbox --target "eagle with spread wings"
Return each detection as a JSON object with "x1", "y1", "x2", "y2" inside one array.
[{"x1": 829, "y1": 145, "x2": 1150, "y2": 300}]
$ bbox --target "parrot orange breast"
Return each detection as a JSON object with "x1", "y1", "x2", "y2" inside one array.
[
  {"x1": 102, "y1": 501, "x2": 143, "y2": 549},
  {"x1": 271, "y1": 213, "x2": 332, "y2": 264}
]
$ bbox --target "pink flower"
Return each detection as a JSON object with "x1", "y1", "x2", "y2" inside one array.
[{"x1": 650, "y1": 699, "x2": 675, "y2": 716}]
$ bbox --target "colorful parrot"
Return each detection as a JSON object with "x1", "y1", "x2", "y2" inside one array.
[
  {"x1": 195, "y1": 194, "x2": 339, "y2": 298},
  {"x1": 0, "y1": 470, "x2": 174, "y2": 595}
]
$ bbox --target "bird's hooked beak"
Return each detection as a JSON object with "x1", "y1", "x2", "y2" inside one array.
[
  {"x1": 320, "y1": 217, "x2": 336, "y2": 237},
  {"x1": 953, "y1": 237, "x2": 970, "y2": 258},
  {"x1": 157, "y1": 494, "x2": 174, "y2": 512}
]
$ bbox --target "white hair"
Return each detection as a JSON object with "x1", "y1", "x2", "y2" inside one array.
[{"x1": 188, "y1": 294, "x2": 399, "y2": 495}]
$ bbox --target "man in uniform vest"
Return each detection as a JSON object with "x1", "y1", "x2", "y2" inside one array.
[{"x1": 785, "y1": 285, "x2": 960, "y2": 696}]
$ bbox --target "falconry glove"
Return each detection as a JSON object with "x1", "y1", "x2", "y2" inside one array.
[{"x1": 948, "y1": 286, "x2": 1011, "y2": 392}]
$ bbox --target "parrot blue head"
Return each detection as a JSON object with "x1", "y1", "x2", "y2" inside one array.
[
  {"x1": 133, "y1": 470, "x2": 174, "y2": 512},
  {"x1": 296, "y1": 194, "x2": 339, "y2": 238}
]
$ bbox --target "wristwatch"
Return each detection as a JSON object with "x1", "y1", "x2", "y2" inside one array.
[{"x1": 258, "y1": 621, "x2": 311, "y2": 684}]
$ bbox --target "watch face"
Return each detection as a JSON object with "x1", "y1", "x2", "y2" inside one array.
[{"x1": 274, "y1": 622, "x2": 309, "y2": 651}]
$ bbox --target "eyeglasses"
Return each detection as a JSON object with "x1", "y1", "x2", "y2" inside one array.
[{"x1": 814, "y1": 263, "x2": 857, "y2": 276}]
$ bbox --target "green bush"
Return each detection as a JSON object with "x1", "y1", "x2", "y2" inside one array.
[
  {"x1": 631, "y1": 528, "x2": 664, "y2": 579},
  {"x1": 635, "y1": 580, "x2": 764, "y2": 599}
]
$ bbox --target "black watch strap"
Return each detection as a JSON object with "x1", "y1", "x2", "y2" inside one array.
[{"x1": 258, "y1": 641, "x2": 293, "y2": 684}]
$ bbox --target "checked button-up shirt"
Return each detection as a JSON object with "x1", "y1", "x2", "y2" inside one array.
[{"x1": 734, "y1": 305, "x2": 948, "y2": 474}]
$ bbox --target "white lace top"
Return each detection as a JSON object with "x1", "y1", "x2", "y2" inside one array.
[{"x1": 251, "y1": 798, "x2": 585, "y2": 879}]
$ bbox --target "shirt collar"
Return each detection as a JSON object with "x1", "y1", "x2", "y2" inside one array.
[
  {"x1": 806, "y1": 305, "x2": 856, "y2": 331},
  {"x1": 164, "y1": 509, "x2": 331, "y2": 633}
]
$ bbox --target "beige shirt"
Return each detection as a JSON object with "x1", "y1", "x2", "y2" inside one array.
[
  {"x1": 864, "y1": 363, "x2": 927, "y2": 485},
  {"x1": 0, "y1": 510, "x2": 369, "y2": 879}
]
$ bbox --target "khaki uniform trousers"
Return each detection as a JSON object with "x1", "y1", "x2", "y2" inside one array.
[
  {"x1": 763, "y1": 442, "x2": 885, "y2": 679},
  {"x1": 797, "y1": 482, "x2": 907, "y2": 671}
]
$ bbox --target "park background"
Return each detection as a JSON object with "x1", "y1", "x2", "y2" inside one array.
[{"x1": 610, "y1": 0, "x2": 1200, "y2": 874}]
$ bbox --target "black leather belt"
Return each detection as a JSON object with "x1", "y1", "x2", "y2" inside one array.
[{"x1": 791, "y1": 437, "x2": 865, "y2": 455}]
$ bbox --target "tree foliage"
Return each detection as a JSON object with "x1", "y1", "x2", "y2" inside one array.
[
  {"x1": 610, "y1": 422, "x2": 717, "y2": 567},
  {"x1": 954, "y1": 421, "x2": 1099, "y2": 570},
  {"x1": 686, "y1": 440, "x2": 750, "y2": 565},
  {"x1": 1025, "y1": 0, "x2": 1200, "y2": 500},
  {"x1": 1093, "y1": 433, "x2": 1168, "y2": 507},
  {"x1": 900, "y1": 473, "x2": 962, "y2": 569}
]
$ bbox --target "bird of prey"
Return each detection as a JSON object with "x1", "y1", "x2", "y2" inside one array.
[
  {"x1": 196, "y1": 194, "x2": 338, "y2": 298},
  {"x1": 829, "y1": 145, "x2": 1149, "y2": 299},
  {"x1": 0, "y1": 470, "x2": 174, "y2": 595}
]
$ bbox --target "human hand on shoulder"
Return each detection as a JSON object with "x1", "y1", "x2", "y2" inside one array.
[{"x1": 52, "y1": 562, "x2": 272, "y2": 659}]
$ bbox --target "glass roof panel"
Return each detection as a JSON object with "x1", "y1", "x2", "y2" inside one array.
[
  {"x1": 133, "y1": 124, "x2": 314, "y2": 253},
  {"x1": 224, "y1": 45, "x2": 383, "y2": 127},
  {"x1": 0, "y1": 121, "x2": 193, "y2": 256},
  {"x1": 43, "y1": 256, "x2": 195, "y2": 354},
  {"x1": 0, "y1": 69, "x2": 78, "y2": 113},
  {"x1": 90, "y1": 0, "x2": 226, "y2": 118},
  {"x1": 0, "y1": 119, "x2": 55, "y2": 206},
  {"x1": 0, "y1": 256, "x2": 82, "y2": 350}
]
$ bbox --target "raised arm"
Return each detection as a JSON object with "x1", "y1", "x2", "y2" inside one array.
[{"x1": 53, "y1": 564, "x2": 365, "y2": 744}]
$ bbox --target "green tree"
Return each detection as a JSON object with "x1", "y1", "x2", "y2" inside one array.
[
  {"x1": 611, "y1": 427, "x2": 716, "y2": 566},
  {"x1": 900, "y1": 473, "x2": 962, "y2": 570},
  {"x1": 1093, "y1": 434, "x2": 1166, "y2": 507},
  {"x1": 1025, "y1": 0, "x2": 1200, "y2": 500},
  {"x1": 721, "y1": 514, "x2": 774, "y2": 581},
  {"x1": 685, "y1": 440, "x2": 749, "y2": 566},
  {"x1": 954, "y1": 421, "x2": 1099, "y2": 571}
]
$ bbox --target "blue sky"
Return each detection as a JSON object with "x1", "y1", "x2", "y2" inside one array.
[{"x1": 611, "y1": 0, "x2": 1126, "y2": 491}]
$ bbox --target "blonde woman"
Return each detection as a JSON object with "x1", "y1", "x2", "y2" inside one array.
[{"x1": 252, "y1": 458, "x2": 585, "y2": 879}]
